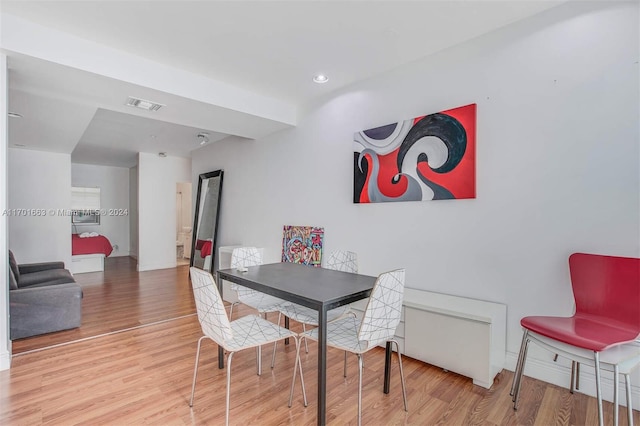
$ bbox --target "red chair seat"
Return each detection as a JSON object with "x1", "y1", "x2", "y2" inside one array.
[{"x1": 521, "y1": 314, "x2": 639, "y2": 352}]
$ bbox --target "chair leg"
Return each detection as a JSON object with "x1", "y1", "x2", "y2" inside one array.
[
  {"x1": 570, "y1": 361, "x2": 581, "y2": 393},
  {"x1": 624, "y1": 373, "x2": 633, "y2": 426},
  {"x1": 513, "y1": 335, "x2": 531, "y2": 410},
  {"x1": 289, "y1": 336, "x2": 308, "y2": 407},
  {"x1": 189, "y1": 336, "x2": 207, "y2": 407},
  {"x1": 271, "y1": 342, "x2": 278, "y2": 369},
  {"x1": 302, "y1": 323, "x2": 309, "y2": 353},
  {"x1": 256, "y1": 346, "x2": 262, "y2": 376},
  {"x1": 298, "y1": 338, "x2": 308, "y2": 407},
  {"x1": 357, "y1": 353, "x2": 364, "y2": 426},
  {"x1": 226, "y1": 351, "x2": 235, "y2": 426},
  {"x1": 344, "y1": 351, "x2": 348, "y2": 377},
  {"x1": 272, "y1": 312, "x2": 282, "y2": 369},
  {"x1": 594, "y1": 351, "x2": 604, "y2": 426},
  {"x1": 229, "y1": 302, "x2": 237, "y2": 320},
  {"x1": 614, "y1": 364, "x2": 619, "y2": 426},
  {"x1": 511, "y1": 330, "x2": 529, "y2": 398},
  {"x1": 391, "y1": 340, "x2": 408, "y2": 411}
]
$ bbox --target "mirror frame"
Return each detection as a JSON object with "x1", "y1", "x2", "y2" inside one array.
[{"x1": 190, "y1": 169, "x2": 224, "y2": 274}]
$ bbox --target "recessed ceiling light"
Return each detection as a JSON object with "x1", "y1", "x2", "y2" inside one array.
[
  {"x1": 312, "y1": 74, "x2": 329, "y2": 84},
  {"x1": 125, "y1": 96, "x2": 165, "y2": 111},
  {"x1": 8, "y1": 112, "x2": 22, "y2": 118},
  {"x1": 158, "y1": 152, "x2": 167, "y2": 157}
]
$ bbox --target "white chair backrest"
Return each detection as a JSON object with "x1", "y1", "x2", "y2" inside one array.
[
  {"x1": 231, "y1": 247, "x2": 262, "y2": 269},
  {"x1": 230, "y1": 247, "x2": 262, "y2": 292},
  {"x1": 325, "y1": 250, "x2": 358, "y2": 273},
  {"x1": 358, "y1": 269, "x2": 405, "y2": 347},
  {"x1": 190, "y1": 267, "x2": 233, "y2": 343}
]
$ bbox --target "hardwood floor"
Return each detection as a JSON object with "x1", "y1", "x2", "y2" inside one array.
[
  {"x1": 12, "y1": 256, "x2": 196, "y2": 354},
  {"x1": 4, "y1": 259, "x2": 638, "y2": 424}
]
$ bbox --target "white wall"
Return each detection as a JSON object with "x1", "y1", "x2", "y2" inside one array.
[
  {"x1": 129, "y1": 166, "x2": 138, "y2": 258},
  {"x1": 1, "y1": 53, "x2": 12, "y2": 370},
  {"x1": 137, "y1": 153, "x2": 191, "y2": 271},
  {"x1": 8, "y1": 149, "x2": 72, "y2": 268},
  {"x1": 192, "y1": 2, "x2": 639, "y2": 404},
  {"x1": 71, "y1": 163, "x2": 130, "y2": 257}
]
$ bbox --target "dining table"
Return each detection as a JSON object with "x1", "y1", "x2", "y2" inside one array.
[{"x1": 217, "y1": 261, "x2": 386, "y2": 426}]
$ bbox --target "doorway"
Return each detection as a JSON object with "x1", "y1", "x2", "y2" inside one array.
[{"x1": 176, "y1": 182, "x2": 192, "y2": 266}]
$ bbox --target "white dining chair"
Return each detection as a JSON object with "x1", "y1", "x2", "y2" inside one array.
[
  {"x1": 188, "y1": 267, "x2": 306, "y2": 426},
  {"x1": 279, "y1": 250, "x2": 357, "y2": 333},
  {"x1": 273, "y1": 250, "x2": 357, "y2": 369},
  {"x1": 228, "y1": 247, "x2": 288, "y2": 320},
  {"x1": 293, "y1": 268, "x2": 408, "y2": 426}
]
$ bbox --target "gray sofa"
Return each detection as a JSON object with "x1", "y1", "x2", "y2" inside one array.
[{"x1": 8, "y1": 250, "x2": 82, "y2": 339}]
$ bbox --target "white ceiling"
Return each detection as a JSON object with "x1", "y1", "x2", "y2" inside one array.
[{"x1": 2, "y1": 0, "x2": 564, "y2": 168}]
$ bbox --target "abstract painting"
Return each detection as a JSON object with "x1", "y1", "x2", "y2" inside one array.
[
  {"x1": 354, "y1": 103, "x2": 476, "y2": 203},
  {"x1": 282, "y1": 225, "x2": 324, "y2": 267}
]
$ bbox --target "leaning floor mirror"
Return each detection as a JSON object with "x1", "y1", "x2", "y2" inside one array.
[{"x1": 190, "y1": 170, "x2": 224, "y2": 274}]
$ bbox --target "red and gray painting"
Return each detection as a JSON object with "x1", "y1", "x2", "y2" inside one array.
[{"x1": 354, "y1": 103, "x2": 476, "y2": 203}]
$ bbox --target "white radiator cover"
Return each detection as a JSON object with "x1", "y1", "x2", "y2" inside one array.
[
  {"x1": 403, "y1": 288, "x2": 506, "y2": 388},
  {"x1": 352, "y1": 287, "x2": 506, "y2": 389}
]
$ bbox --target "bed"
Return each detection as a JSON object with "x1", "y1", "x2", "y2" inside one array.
[
  {"x1": 195, "y1": 239, "x2": 213, "y2": 270},
  {"x1": 71, "y1": 234, "x2": 113, "y2": 273}
]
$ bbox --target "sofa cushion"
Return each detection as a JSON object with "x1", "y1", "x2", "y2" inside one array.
[
  {"x1": 18, "y1": 269, "x2": 75, "y2": 288},
  {"x1": 8, "y1": 250, "x2": 20, "y2": 282},
  {"x1": 8, "y1": 268, "x2": 18, "y2": 290}
]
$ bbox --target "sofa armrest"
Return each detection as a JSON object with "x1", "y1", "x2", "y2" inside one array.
[
  {"x1": 18, "y1": 261, "x2": 66, "y2": 275},
  {"x1": 10, "y1": 283, "x2": 82, "y2": 305},
  {"x1": 9, "y1": 283, "x2": 82, "y2": 340}
]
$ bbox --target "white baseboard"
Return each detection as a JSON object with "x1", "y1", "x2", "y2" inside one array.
[
  {"x1": 110, "y1": 251, "x2": 130, "y2": 257},
  {"x1": 505, "y1": 350, "x2": 640, "y2": 408},
  {"x1": 0, "y1": 349, "x2": 11, "y2": 371}
]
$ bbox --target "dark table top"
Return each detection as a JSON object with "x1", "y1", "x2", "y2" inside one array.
[{"x1": 217, "y1": 262, "x2": 376, "y2": 311}]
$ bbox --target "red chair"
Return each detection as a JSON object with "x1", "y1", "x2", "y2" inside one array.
[{"x1": 510, "y1": 253, "x2": 640, "y2": 426}]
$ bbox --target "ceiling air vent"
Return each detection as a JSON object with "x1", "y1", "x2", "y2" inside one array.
[{"x1": 125, "y1": 96, "x2": 165, "y2": 112}]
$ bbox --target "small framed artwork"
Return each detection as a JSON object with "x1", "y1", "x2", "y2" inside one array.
[
  {"x1": 282, "y1": 225, "x2": 324, "y2": 267},
  {"x1": 71, "y1": 210, "x2": 100, "y2": 225}
]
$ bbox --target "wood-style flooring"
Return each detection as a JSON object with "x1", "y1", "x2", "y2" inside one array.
[
  {"x1": 3, "y1": 259, "x2": 638, "y2": 424},
  {"x1": 12, "y1": 256, "x2": 195, "y2": 354}
]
